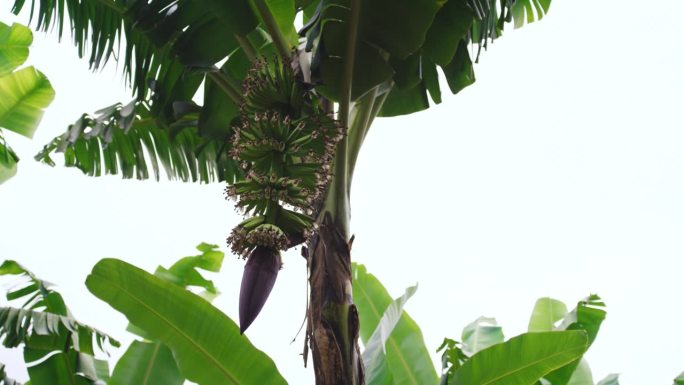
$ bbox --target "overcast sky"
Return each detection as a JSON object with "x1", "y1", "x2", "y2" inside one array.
[{"x1": 1, "y1": 1, "x2": 683, "y2": 384}]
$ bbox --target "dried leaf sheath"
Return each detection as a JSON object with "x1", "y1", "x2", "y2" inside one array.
[{"x1": 306, "y1": 214, "x2": 364, "y2": 385}]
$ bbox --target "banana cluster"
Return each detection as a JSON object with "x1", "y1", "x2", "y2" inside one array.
[{"x1": 226, "y1": 57, "x2": 343, "y2": 258}]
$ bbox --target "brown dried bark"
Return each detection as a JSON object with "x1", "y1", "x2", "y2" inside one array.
[{"x1": 305, "y1": 213, "x2": 364, "y2": 385}]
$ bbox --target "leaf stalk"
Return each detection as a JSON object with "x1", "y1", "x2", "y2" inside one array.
[
  {"x1": 206, "y1": 71, "x2": 242, "y2": 105},
  {"x1": 323, "y1": 0, "x2": 362, "y2": 238},
  {"x1": 234, "y1": 34, "x2": 258, "y2": 63},
  {"x1": 346, "y1": 88, "x2": 380, "y2": 186},
  {"x1": 252, "y1": 0, "x2": 291, "y2": 60}
]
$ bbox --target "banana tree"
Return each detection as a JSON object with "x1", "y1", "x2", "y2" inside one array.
[{"x1": 9, "y1": 0, "x2": 552, "y2": 384}]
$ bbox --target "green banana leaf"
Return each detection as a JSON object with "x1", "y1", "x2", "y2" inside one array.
[
  {"x1": 109, "y1": 341, "x2": 183, "y2": 385},
  {"x1": 35, "y1": 100, "x2": 239, "y2": 183},
  {"x1": 450, "y1": 331, "x2": 588, "y2": 385},
  {"x1": 512, "y1": 0, "x2": 552, "y2": 29},
  {"x1": 153, "y1": 242, "x2": 225, "y2": 297},
  {"x1": 262, "y1": 0, "x2": 297, "y2": 43},
  {"x1": 528, "y1": 297, "x2": 568, "y2": 332},
  {"x1": 0, "y1": 66, "x2": 54, "y2": 139},
  {"x1": 557, "y1": 295, "x2": 606, "y2": 346},
  {"x1": 362, "y1": 284, "x2": 417, "y2": 385},
  {"x1": 0, "y1": 21, "x2": 54, "y2": 184},
  {"x1": 352, "y1": 263, "x2": 438, "y2": 385},
  {"x1": 461, "y1": 317, "x2": 504, "y2": 355},
  {"x1": 86, "y1": 258, "x2": 288, "y2": 385},
  {"x1": 528, "y1": 299, "x2": 595, "y2": 385},
  {"x1": 674, "y1": 371, "x2": 684, "y2": 385},
  {"x1": 114, "y1": 242, "x2": 224, "y2": 383},
  {"x1": 566, "y1": 360, "x2": 594, "y2": 385},
  {"x1": 543, "y1": 296, "x2": 606, "y2": 385},
  {"x1": 23, "y1": 347, "x2": 101, "y2": 385},
  {"x1": 1, "y1": 260, "x2": 69, "y2": 315},
  {"x1": 0, "y1": 261, "x2": 117, "y2": 385},
  {"x1": 110, "y1": 243, "x2": 224, "y2": 383},
  {"x1": 0, "y1": 139, "x2": 18, "y2": 184},
  {"x1": 436, "y1": 338, "x2": 468, "y2": 385},
  {"x1": 0, "y1": 307, "x2": 118, "y2": 354},
  {"x1": 0, "y1": 22, "x2": 31, "y2": 76},
  {"x1": 596, "y1": 374, "x2": 620, "y2": 385},
  {"x1": 309, "y1": 0, "x2": 442, "y2": 101}
]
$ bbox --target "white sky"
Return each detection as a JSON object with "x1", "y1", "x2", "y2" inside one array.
[{"x1": 1, "y1": 1, "x2": 684, "y2": 384}]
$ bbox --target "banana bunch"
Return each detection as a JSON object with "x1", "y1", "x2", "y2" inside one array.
[{"x1": 226, "y1": 57, "x2": 343, "y2": 333}]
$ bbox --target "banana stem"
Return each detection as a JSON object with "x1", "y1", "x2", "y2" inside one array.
[
  {"x1": 206, "y1": 71, "x2": 242, "y2": 105},
  {"x1": 322, "y1": 0, "x2": 362, "y2": 239},
  {"x1": 252, "y1": 0, "x2": 291, "y2": 60},
  {"x1": 323, "y1": 137, "x2": 350, "y2": 238},
  {"x1": 235, "y1": 34, "x2": 258, "y2": 63},
  {"x1": 346, "y1": 88, "x2": 379, "y2": 188}
]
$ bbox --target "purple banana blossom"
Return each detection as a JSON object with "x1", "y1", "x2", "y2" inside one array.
[{"x1": 239, "y1": 245, "x2": 282, "y2": 333}]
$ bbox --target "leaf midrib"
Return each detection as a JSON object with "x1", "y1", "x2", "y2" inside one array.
[
  {"x1": 0, "y1": 43, "x2": 28, "y2": 51},
  {"x1": 91, "y1": 271, "x2": 243, "y2": 385},
  {"x1": 545, "y1": 300, "x2": 555, "y2": 330},
  {"x1": 478, "y1": 344, "x2": 585, "y2": 385},
  {"x1": 355, "y1": 278, "x2": 421, "y2": 385},
  {"x1": 470, "y1": 324, "x2": 482, "y2": 353},
  {"x1": 58, "y1": 349, "x2": 77, "y2": 385},
  {"x1": 0, "y1": 71, "x2": 49, "y2": 135},
  {"x1": 141, "y1": 342, "x2": 161, "y2": 385}
]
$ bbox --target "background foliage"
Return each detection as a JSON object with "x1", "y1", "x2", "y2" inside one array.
[
  {"x1": 1, "y1": 0, "x2": 683, "y2": 384},
  {"x1": 2, "y1": 253, "x2": 646, "y2": 385}
]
